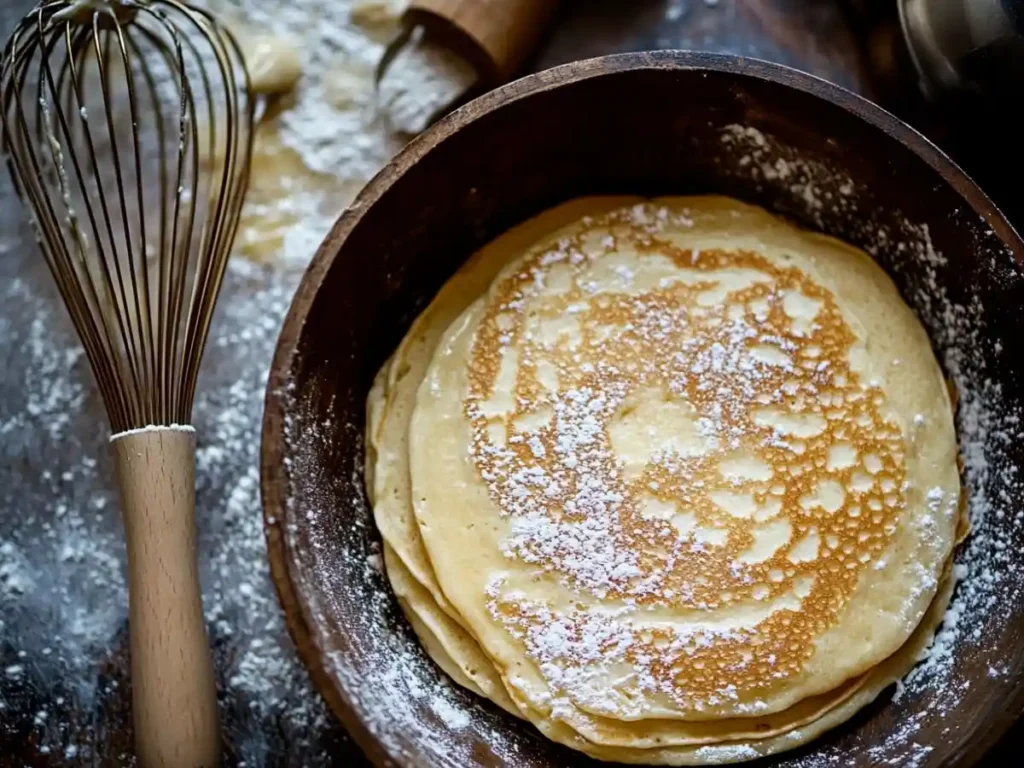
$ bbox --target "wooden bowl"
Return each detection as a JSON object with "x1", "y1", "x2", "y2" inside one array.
[{"x1": 261, "y1": 52, "x2": 1024, "y2": 767}]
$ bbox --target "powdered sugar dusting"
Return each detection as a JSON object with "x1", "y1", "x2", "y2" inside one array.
[
  {"x1": 456, "y1": 202, "x2": 929, "y2": 722},
  {"x1": 430, "y1": 693, "x2": 472, "y2": 730},
  {"x1": 693, "y1": 743, "x2": 763, "y2": 764},
  {"x1": 721, "y1": 125, "x2": 859, "y2": 229},
  {"x1": 717, "y1": 124, "x2": 1024, "y2": 766},
  {"x1": 268, "y1": 113, "x2": 1024, "y2": 765}
]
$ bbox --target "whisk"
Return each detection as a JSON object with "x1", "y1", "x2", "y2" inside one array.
[{"x1": 1, "y1": 1, "x2": 254, "y2": 765}]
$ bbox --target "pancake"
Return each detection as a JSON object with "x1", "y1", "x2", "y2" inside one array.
[
  {"x1": 383, "y1": 542, "x2": 520, "y2": 715},
  {"x1": 375, "y1": 300, "x2": 887, "y2": 752},
  {"x1": 367, "y1": 196, "x2": 960, "y2": 762},
  {"x1": 505, "y1": 567, "x2": 955, "y2": 765},
  {"x1": 368, "y1": 233, "x2": 901, "y2": 748},
  {"x1": 388, "y1": 510, "x2": 881, "y2": 749}
]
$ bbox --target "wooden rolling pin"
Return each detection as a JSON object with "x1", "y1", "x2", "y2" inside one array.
[{"x1": 403, "y1": 0, "x2": 558, "y2": 84}]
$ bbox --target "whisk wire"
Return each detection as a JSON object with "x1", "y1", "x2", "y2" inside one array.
[
  {"x1": 54, "y1": 16, "x2": 143, "y2": 424},
  {"x1": 122, "y1": 26, "x2": 170, "y2": 415},
  {"x1": 83, "y1": 26, "x2": 145, "y2": 420},
  {"x1": 47, "y1": 25, "x2": 139, "y2": 425},
  {"x1": 118, "y1": 19, "x2": 159, "y2": 420},
  {"x1": 183, "y1": 20, "x2": 239, "y2": 408},
  {"x1": 4, "y1": 18, "x2": 126, "y2": 428},
  {"x1": 61, "y1": 25, "x2": 140, "y2": 425},
  {"x1": 97, "y1": 23, "x2": 151, "y2": 419}
]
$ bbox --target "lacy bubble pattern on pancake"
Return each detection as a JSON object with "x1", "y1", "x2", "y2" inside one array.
[{"x1": 464, "y1": 204, "x2": 909, "y2": 715}]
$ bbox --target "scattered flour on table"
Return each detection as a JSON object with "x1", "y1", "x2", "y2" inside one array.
[
  {"x1": 200, "y1": 0, "x2": 408, "y2": 182},
  {"x1": 0, "y1": 0, "x2": 473, "y2": 763}
]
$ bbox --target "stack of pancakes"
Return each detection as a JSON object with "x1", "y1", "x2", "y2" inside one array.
[{"x1": 365, "y1": 196, "x2": 962, "y2": 764}]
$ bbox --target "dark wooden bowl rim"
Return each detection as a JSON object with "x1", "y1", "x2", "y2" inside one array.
[{"x1": 260, "y1": 51, "x2": 1024, "y2": 768}]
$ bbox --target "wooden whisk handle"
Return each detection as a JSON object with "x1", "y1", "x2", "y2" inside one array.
[{"x1": 111, "y1": 427, "x2": 220, "y2": 768}]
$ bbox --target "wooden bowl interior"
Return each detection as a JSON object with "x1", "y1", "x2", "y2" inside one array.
[{"x1": 262, "y1": 53, "x2": 1024, "y2": 768}]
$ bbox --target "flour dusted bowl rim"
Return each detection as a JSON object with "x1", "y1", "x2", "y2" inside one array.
[{"x1": 261, "y1": 51, "x2": 1024, "y2": 768}]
